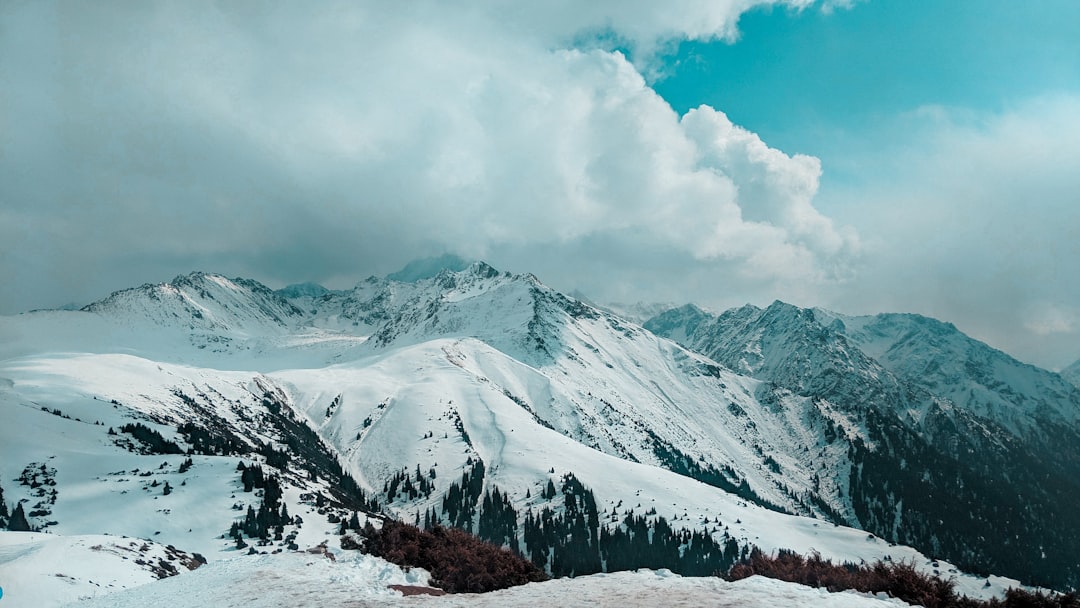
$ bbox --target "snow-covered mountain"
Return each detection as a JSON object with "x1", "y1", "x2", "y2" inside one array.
[
  {"x1": 275, "y1": 282, "x2": 341, "y2": 300},
  {"x1": 84, "y1": 271, "x2": 305, "y2": 337},
  {"x1": 0, "y1": 263, "x2": 1064, "y2": 605},
  {"x1": 836, "y1": 311, "x2": 1080, "y2": 433},
  {"x1": 1062, "y1": 358, "x2": 1080, "y2": 389},
  {"x1": 645, "y1": 302, "x2": 1080, "y2": 591},
  {"x1": 384, "y1": 253, "x2": 472, "y2": 283}
]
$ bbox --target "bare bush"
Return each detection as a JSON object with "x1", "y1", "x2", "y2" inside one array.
[
  {"x1": 359, "y1": 520, "x2": 547, "y2": 593},
  {"x1": 725, "y1": 549, "x2": 1078, "y2": 608}
]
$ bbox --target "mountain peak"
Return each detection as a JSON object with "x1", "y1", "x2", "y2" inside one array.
[
  {"x1": 386, "y1": 254, "x2": 473, "y2": 283},
  {"x1": 276, "y1": 282, "x2": 337, "y2": 299},
  {"x1": 466, "y1": 260, "x2": 501, "y2": 279},
  {"x1": 762, "y1": 299, "x2": 815, "y2": 322},
  {"x1": 81, "y1": 271, "x2": 304, "y2": 344},
  {"x1": 172, "y1": 269, "x2": 213, "y2": 282},
  {"x1": 842, "y1": 311, "x2": 1080, "y2": 429}
]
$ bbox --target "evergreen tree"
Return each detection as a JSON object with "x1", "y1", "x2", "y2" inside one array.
[
  {"x1": 441, "y1": 459, "x2": 486, "y2": 531},
  {"x1": 7, "y1": 502, "x2": 31, "y2": 532},
  {"x1": 243, "y1": 505, "x2": 258, "y2": 537}
]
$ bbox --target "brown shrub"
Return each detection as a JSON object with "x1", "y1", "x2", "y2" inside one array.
[
  {"x1": 340, "y1": 533, "x2": 363, "y2": 551},
  {"x1": 1001, "y1": 589, "x2": 1080, "y2": 608},
  {"x1": 360, "y1": 520, "x2": 548, "y2": 593},
  {"x1": 725, "y1": 549, "x2": 1076, "y2": 608}
]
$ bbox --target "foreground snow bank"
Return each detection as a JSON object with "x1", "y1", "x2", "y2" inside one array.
[
  {"x1": 0, "y1": 532, "x2": 201, "y2": 608},
  {"x1": 61, "y1": 550, "x2": 911, "y2": 608},
  {"x1": 427, "y1": 571, "x2": 914, "y2": 608},
  {"x1": 64, "y1": 549, "x2": 424, "y2": 608}
]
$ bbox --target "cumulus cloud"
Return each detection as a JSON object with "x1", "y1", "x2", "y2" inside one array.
[
  {"x1": 0, "y1": 0, "x2": 856, "y2": 313},
  {"x1": 822, "y1": 95, "x2": 1080, "y2": 368}
]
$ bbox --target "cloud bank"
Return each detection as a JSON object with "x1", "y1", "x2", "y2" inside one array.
[
  {"x1": 0, "y1": 1, "x2": 857, "y2": 314},
  {"x1": 823, "y1": 95, "x2": 1080, "y2": 369}
]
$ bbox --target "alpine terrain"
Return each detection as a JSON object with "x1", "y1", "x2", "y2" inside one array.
[
  {"x1": 0, "y1": 262, "x2": 1073, "y2": 605},
  {"x1": 646, "y1": 302, "x2": 1080, "y2": 590}
]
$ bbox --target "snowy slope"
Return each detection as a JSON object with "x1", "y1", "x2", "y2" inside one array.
[
  {"x1": 0, "y1": 345, "x2": 1016, "y2": 605},
  {"x1": 0, "y1": 352, "x2": 404, "y2": 607},
  {"x1": 1057, "y1": 358, "x2": 1080, "y2": 389},
  {"x1": 0, "y1": 345, "x2": 959, "y2": 575},
  {"x1": 0, "y1": 279, "x2": 369, "y2": 372},
  {"x1": 83, "y1": 272, "x2": 304, "y2": 340},
  {"x1": 0, "y1": 262, "x2": 1052, "y2": 605},
  {"x1": 838, "y1": 312, "x2": 1080, "y2": 433},
  {"x1": 67, "y1": 552, "x2": 917, "y2": 608},
  {"x1": 140, "y1": 264, "x2": 838, "y2": 521},
  {"x1": 646, "y1": 301, "x2": 1080, "y2": 590},
  {"x1": 0, "y1": 533, "x2": 205, "y2": 607},
  {"x1": 2, "y1": 346, "x2": 1014, "y2": 607}
]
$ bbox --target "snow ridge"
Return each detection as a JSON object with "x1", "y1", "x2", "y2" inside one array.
[
  {"x1": 0, "y1": 262, "x2": 1057, "y2": 605},
  {"x1": 646, "y1": 301, "x2": 1080, "y2": 590}
]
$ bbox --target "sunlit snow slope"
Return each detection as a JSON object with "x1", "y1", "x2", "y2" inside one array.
[
  {"x1": 647, "y1": 301, "x2": 1080, "y2": 590},
  {"x1": 0, "y1": 264, "x2": 1039, "y2": 605}
]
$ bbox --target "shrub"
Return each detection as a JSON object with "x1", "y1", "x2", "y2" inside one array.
[
  {"x1": 360, "y1": 520, "x2": 547, "y2": 593},
  {"x1": 725, "y1": 549, "x2": 1078, "y2": 608}
]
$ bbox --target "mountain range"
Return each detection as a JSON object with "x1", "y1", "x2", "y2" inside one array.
[
  {"x1": 1, "y1": 261, "x2": 1077, "y2": 605},
  {"x1": 646, "y1": 302, "x2": 1080, "y2": 588}
]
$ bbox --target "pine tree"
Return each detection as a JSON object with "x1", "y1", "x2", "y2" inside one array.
[
  {"x1": 7, "y1": 502, "x2": 31, "y2": 532},
  {"x1": 243, "y1": 505, "x2": 258, "y2": 537}
]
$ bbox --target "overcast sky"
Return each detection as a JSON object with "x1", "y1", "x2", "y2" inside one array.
[{"x1": 2, "y1": 1, "x2": 1078, "y2": 369}]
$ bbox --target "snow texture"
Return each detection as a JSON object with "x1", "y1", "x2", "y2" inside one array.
[{"x1": 0, "y1": 264, "x2": 1034, "y2": 606}]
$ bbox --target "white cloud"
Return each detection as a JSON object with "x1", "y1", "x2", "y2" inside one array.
[
  {"x1": 681, "y1": 107, "x2": 856, "y2": 268},
  {"x1": 822, "y1": 95, "x2": 1080, "y2": 368},
  {"x1": 0, "y1": 0, "x2": 857, "y2": 313}
]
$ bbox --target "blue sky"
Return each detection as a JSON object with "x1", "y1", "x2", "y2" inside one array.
[
  {"x1": 1, "y1": 1, "x2": 1078, "y2": 369},
  {"x1": 651, "y1": 0, "x2": 1080, "y2": 368},
  {"x1": 655, "y1": 1, "x2": 1080, "y2": 158}
]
